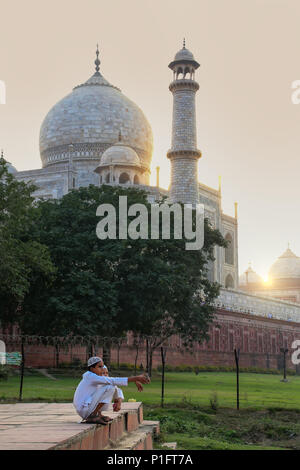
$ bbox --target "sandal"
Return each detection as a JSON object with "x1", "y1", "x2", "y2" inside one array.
[
  {"x1": 102, "y1": 416, "x2": 113, "y2": 422},
  {"x1": 85, "y1": 416, "x2": 108, "y2": 425}
]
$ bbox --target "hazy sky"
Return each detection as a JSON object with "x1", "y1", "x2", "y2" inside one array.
[{"x1": 0, "y1": 0, "x2": 299, "y2": 280}]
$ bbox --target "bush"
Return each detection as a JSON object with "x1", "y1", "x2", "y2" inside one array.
[
  {"x1": 0, "y1": 365, "x2": 10, "y2": 381},
  {"x1": 56, "y1": 357, "x2": 84, "y2": 370},
  {"x1": 122, "y1": 363, "x2": 135, "y2": 370},
  {"x1": 108, "y1": 362, "x2": 298, "y2": 376},
  {"x1": 209, "y1": 392, "x2": 219, "y2": 411}
]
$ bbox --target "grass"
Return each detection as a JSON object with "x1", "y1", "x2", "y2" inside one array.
[
  {"x1": 147, "y1": 405, "x2": 300, "y2": 450},
  {"x1": 1, "y1": 370, "x2": 300, "y2": 449},
  {"x1": 2, "y1": 371, "x2": 300, "y2": 408}
]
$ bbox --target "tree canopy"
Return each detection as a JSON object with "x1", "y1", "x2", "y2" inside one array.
[
  {"x1": 0, "y1": 157, "x2": 55, "y2": 328},
  {"x1": 0, "y1": 166, "x2": 228, "y2": 366},
  {"x1": 20, "y1": 184, "x2": 227, "y2": 347}
]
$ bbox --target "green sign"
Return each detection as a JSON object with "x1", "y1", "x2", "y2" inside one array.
[{"x1": 6, "y1": 352, "x2": 22, "y2": 365}]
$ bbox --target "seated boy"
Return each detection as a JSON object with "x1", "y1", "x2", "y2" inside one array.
[{"x1": 73, "y1": 356, "x2": 150, "y2": 425}]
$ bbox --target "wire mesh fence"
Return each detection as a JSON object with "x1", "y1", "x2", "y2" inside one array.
[
  {"x1": 0, "y1": 332, "x2": 177, "y2": 369},
  {"x1": 0, "y1": 332, "x2": 298, "y2": 405},
  {"x1": 0, "y1": 332, "x2": 176, "y2": 403}
]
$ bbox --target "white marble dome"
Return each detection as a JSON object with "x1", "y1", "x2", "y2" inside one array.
[
  {"x1": 239, "y1": 264, "x2": 263, "y2": 286},
  {"x1": 6, "y1": 162, "x2": 17, "y2": 174},
  {"x1": 100, "y1": 142, "x2": 141, "y2": 167},
  {"x1": 39, "y1": 64, "x2": 153, "y2": 171},
  {"x1": 174, "y1": 47, "x2": 195, "y2": 62},
  {"x1": 269, "y1": 247, "x2": 300, "y2": 280}
]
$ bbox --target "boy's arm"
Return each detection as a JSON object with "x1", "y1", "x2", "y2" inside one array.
[
  {"x1": 88, "y1": 373, "x2": 150, "y2": 387},
  {"x1": 87, "y1": 374, "x2": 128, "y2": 387},
  {"x1": 128, "y1": 374, "x2": 150, "y2": 384}
]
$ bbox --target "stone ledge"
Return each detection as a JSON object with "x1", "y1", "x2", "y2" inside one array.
[
  {"x1": 110, "y1": 421, "x2": 159, "y2": 451},
  {"x1": 0, "y1": 402, "x2": 147, "y2": 451}
]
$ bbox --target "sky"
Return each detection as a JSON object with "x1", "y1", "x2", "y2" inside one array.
[{"x1": 0, "y1": 0, "x2": 300, "y2": 280}]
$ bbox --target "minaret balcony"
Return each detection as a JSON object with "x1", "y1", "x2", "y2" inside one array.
[
  {"x1": 169, "y1": 79, "x2": 199, "y2": 93},
  {"x1": 167, "y1": 149, "x2": 202, "y2": 159}
]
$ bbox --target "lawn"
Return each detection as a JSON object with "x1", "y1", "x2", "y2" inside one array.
[
  {"x1": 1, "y1": 370, "x2": 300, "y2": 449},
  {"x1": 2, "y1": 370, "x2": 299, "y2": 409}
]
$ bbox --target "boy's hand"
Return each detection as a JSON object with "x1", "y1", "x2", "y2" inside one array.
[
  {"x1": 135, "y1": 381, "x2": 143, "y2": 392},
  {"x1": 128, "y1": 374, "x2": 151, "y2": 385},
  {"x1": 137, "y1": 374, "x2": 150, "y2": 384},
  {"x1": 113, "y1": 398, "x2": 122, "y2": 412}
]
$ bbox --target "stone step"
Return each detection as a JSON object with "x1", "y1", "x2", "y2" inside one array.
[
  {"x1": 109, "y1": 420, "x2": 160, "y2": 451},
  {"x1": 51, "y1": 402, "x2": 144, "y2": 450},
  {"x1": 162, "y1": 442, "x2": 177, "y2": 450}
]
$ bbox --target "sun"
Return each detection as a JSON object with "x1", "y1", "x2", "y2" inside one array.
[{"x1": 263, "y1": 276, "x2": 272, "y2": 286}]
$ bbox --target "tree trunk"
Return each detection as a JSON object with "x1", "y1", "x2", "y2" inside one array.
[
  {"x1": 146, "y1": 339, "x2": 149, "y2": 375},
  {"x1": 88, "y1": 343, "x2": 94, "y2": 358},
  {"x1": 102, "y1": 341, "x2": 111, "y2": 368},
  {"x1": 134, "y1": 343, "x2": 139, "y2": 375},
  {"x1": 117, "y1": 344, "x2": 120, "y2": 369},
  {"x1": 149, "y1": 349, "x2": 153, "y2": 378},
  {"x1": 55, "y1": 344, "x2": 60, "y2": 368}
]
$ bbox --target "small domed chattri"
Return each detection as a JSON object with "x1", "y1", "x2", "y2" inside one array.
[
  {"x1": 239, "y1": 263, "x2": 263, "y2": 286},
  {"x1": 269, "y1": 245, "x2": 300, "y2": 280},
  {"x1": 174, "y1": 46, "x2": 195, "y2": 62},
  {"x1": 97, "y1": 139, "x2": 141, "y2": 167},
  {"x1": 1, "y1": 149, "x2": 17, "y2": 174},
  {"x1": 169, "y1": 40, "x2": 200, "y2": 71}
]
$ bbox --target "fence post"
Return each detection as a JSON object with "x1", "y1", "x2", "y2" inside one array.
[
  {"x1": 234, "y1": 348, "x2": 240, "y2": 410},
  {"x1": 160, "y1": 347, "x2": 167, "y2": 408},
  {"x1": 146, "y1": 338, "x2": 149, "y2": 375},
  {"x1": 19, "y1": 338, "x2": 25, "y2": 402},
  {"x1": 280, "y1": 348, "x2": 289, "y2": 382}
]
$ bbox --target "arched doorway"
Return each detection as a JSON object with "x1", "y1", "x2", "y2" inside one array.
[
  {"x1": 225, "y1": 274, "x2": 234, "y2": 288},
  {"x1": 119, "y1": 172, "x2": 130, "y2": 184},
  {"x1": 225, "y1": 233, "x2": 234, "y2": 265}
]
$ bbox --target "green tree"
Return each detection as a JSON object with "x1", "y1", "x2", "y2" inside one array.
[
  {"x1": 0, "y1": 157, "x2": 55, "y2": 328},
  {"x1": 22, "y1": 185, "x2": 120, "y2": 337},
  {"x1": 110, "y1": 198, "x2": 226, "y2": 374},
  {"x1": 22, "y1": 184, "x2": 227, "y2": 371}
]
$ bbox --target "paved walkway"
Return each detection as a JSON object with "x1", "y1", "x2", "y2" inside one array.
[{"x1": 0, "y1": 403, "x2": 95, "y2": 450}]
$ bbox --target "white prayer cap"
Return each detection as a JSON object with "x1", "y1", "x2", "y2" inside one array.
[{"x1": 87, "y1": 356, "x2": 102, "y2": 367}]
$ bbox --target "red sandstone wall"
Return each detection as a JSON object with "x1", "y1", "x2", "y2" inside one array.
[{"x1": 3, "y1": 309, "x2": 300, "y2": 370}]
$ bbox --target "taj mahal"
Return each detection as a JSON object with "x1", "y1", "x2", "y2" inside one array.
[
  {"x1": 7, "y1": 43, "x2": 238, "y2": 290},
  {"x1": 5, "y1": 43, "x2": 300, "y2": 363}
]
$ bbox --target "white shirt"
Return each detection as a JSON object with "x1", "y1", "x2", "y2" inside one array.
[{"x1": 73, "y1": 371, "x2": 128, "y2": 413}]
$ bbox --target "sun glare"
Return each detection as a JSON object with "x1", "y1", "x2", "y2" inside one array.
[{"x1": 263, "y1": 276, "x2": 272, "y2": 286}]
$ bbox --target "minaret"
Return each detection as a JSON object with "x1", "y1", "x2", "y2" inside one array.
[{"x1": 167, "y1": 40, "x2": 201, "y2": 204}]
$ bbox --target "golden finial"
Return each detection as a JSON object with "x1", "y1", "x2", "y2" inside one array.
[
  {"x1": 95, "y1": 44, "x2": 100, "y2": 74},
  {"x1": 234, "y1": 201, "x2": 238, "y2": 219},
  {"x1": 156, "y1": 166, "x2": 160, "y2": 187}
]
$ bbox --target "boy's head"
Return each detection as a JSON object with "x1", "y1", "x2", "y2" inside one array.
[
  {"x1": 102, "y1": 365, "x2": 109, "y2": 377},
  {"x1": 87, "y1": 356, "x2": 104, "y2": 376}
]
